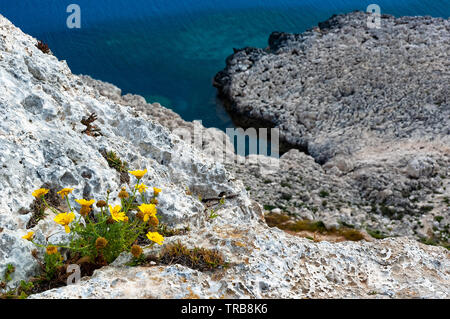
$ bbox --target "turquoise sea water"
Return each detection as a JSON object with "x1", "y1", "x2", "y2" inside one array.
[{"x1": 1, "y1": 0, "x2": 449, "y2": 131}]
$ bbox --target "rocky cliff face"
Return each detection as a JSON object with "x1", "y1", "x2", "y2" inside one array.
[
  {"x1": 0, "y1": 13, "x2": 449, "y2": 298},
  {"x1": 214, "y1": 11, "x2": 450, "y2": 244}
]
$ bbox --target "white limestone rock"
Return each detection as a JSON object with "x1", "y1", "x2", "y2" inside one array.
[{"x1": 0, "y1": 14, "x2": 448, "y2": 299}]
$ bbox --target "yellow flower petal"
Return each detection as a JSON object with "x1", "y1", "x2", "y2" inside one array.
[
  {"x1": 22, "y1": 231, "x2": 34, "y2": 241},
  {"x1": 135, "y1": 183, "x2": 148, "y2": 194},
  {"x1": 109, "y1": 205, "x2": 121, "y2": 215},
  {"x1": 138, "y1": 203, "x2": 157, "y2": 217},
  {"x1": 32, "y1": 188, "x2": 49, "y2": 198},
  {"x1": 146, "y1": 232, "x2": 164, "y2": 245},
  {"x1": 57, "y1": 188, "x2": 74, "y2": 199},
  {"x1": 128, "y1": 169, "x2": 147, "y2": 179},
  {"x1": 153, "y1": 187, "x2": 162, "y2": 196},
  {"x1": 75, "y1": 199, "x2": 95, "y2": 207},
  {"x1": 109, "y1": 205, "x2": 126, "y2": 222},
  {"x1": 54, "y1": 212, "x2": 75, "y2": 230}
]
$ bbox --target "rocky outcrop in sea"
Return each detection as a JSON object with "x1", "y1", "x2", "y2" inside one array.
[
  {"x1": 214, "y1": 11, "x2": 449, "y2": 245},
  {"x1": 0, "y1": 12, "x2": 448, "y2": 298}
]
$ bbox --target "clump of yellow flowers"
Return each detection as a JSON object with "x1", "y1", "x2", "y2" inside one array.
[{"x1": 26, "y1": 168, "x2": 165, "y2": 270}]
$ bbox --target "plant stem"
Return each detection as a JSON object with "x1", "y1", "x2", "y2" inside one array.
[
  {"x1": 66, "y1": 196, "x2": 73, "y2": 213},
  {"x1": 42, "y1": 198, "x2": 59, "y2": 215}
]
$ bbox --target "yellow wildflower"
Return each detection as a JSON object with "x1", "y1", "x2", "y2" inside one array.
[
  {"x1": 54, "y1": 212, "x2": 75, "y2": 233},
  {"x1": 146, "y1": 232, "x2": 164, "y2": 245},
  {"x1": 57, "y1": 188, "x2": 74, "y2": 199},
  {"x1": 153, "y1": 187, "x2": 162, "y2": 196},
  {"x1": 128, "y1": 169, "x2": 147, "y2": 179},
  {"x1": 22, "y1": 231, "x2": 34, "y2": 241},
  {"x1": 75, "y1": 199, "x2": 95, "y2": 217},
  {"x1": 135, "y1": 183, "x2": 148, "y2": 194},
  {"x1": 75, "y1": 199, "x2": 95, "y2": 207},
  {"x1": 46, "y1": 246, "x2": 58, "y2": 255},
  {"x1": 32, "y1": 188, "x2": 49, "y2": 198},
  {"x1": 138, "y1": 203, "x2": 157, "y2": 222},
  {"x1": 109, "y1": 205, "x2": 126, "y2": 222}
]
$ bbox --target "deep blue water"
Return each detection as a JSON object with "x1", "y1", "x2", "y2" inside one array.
[{"x1": 1, "y1": 0, "x2": 449, "y2": 131}]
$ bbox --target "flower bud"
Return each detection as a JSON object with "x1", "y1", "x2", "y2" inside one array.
[
  {"x1": 46, "y1": 246, "x2": 58, "y2": 255},
  {"x1": 80, "y1": 205, "x2": 91, "y2": 217},
  {"x1": 95, "y1": 237, "x2": 108, "y2": 250},
  {"x1": 148, "y1": 215, "x2": 159, "y2": 227},
  {"x1": 118, "y1": 187, "x2": 129, "y2": 199},
  {"x1": 96, "y1": 200, "x2": 107, "y2": 208},
  {"x1": 131, "y1": 245, "x2": 143, "y2": 258}
]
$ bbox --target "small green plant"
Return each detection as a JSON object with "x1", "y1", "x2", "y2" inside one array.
[
  {"x1": 280, "y1": 181, "x2": 291, "y2": 188},
  {"x1": 157, "y1": 223, "x2": 190, "y2": 237},
  {"x1": 158, "y1": 241, "x2": 227, "y2": 271},
  {"x1": 319, "y1": 190, "x2": 329, "y2": 198},
  {"x1": 338, "y1": 228, "x2": 365, "y2": 241},
  {"x1": 208, "y1": 210, "x2": 219, "y2": 219},
  {"x1": 105, "y1": 151, "x2": 128, "y2": 173},
  {"x1": 264, "y1": 213, "x2": 290, "y2": 227},
  {"x1": 4, "y1": 264, "x2": 15, "y2": 282},
  {"x1": 185, "y1": 186, "x2": 192, "y2": 196},
  {"x1": 418, "y1": 230, "x2": 450, "y2": 250},
  {"x1": 24, "y1": 169, "x2": 166, "y2": 277},
  {"x1": 208, "y1": 197, "x2": 225, "y2": 220},
  {"x1": 263, "y1": 204, "x2": 276, "y2": 211},
  {"x1": 339, "y1": 221, "x2": 355, "y2": 229},
  {"x1": 0, "y1": 280, "x2": 34, "y2": 299},
  {"x1": 420, "y1": 205, "x2": 434, "y2": 213},
  {"x1": 419, "y1": 236, "x2": 438, "y2": 246},
  {"x1": 366, "y1": 228, "x2": 388, "y2": 239},
  {"x1": 0, "y1": 265, "x2": 34, "y2": 299},
  {"x1": 282, "y1": 220, "x2": 327, "y2": 233},
  {"x1": 281, "y1": 193, "x2": 292, "y2": 201},
  {"x1": 434, "y1": 216, "x2": 444, "y2": 223},
  {"x1": 43, "y1": 247, "x2": 64, "y2": 280}
]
